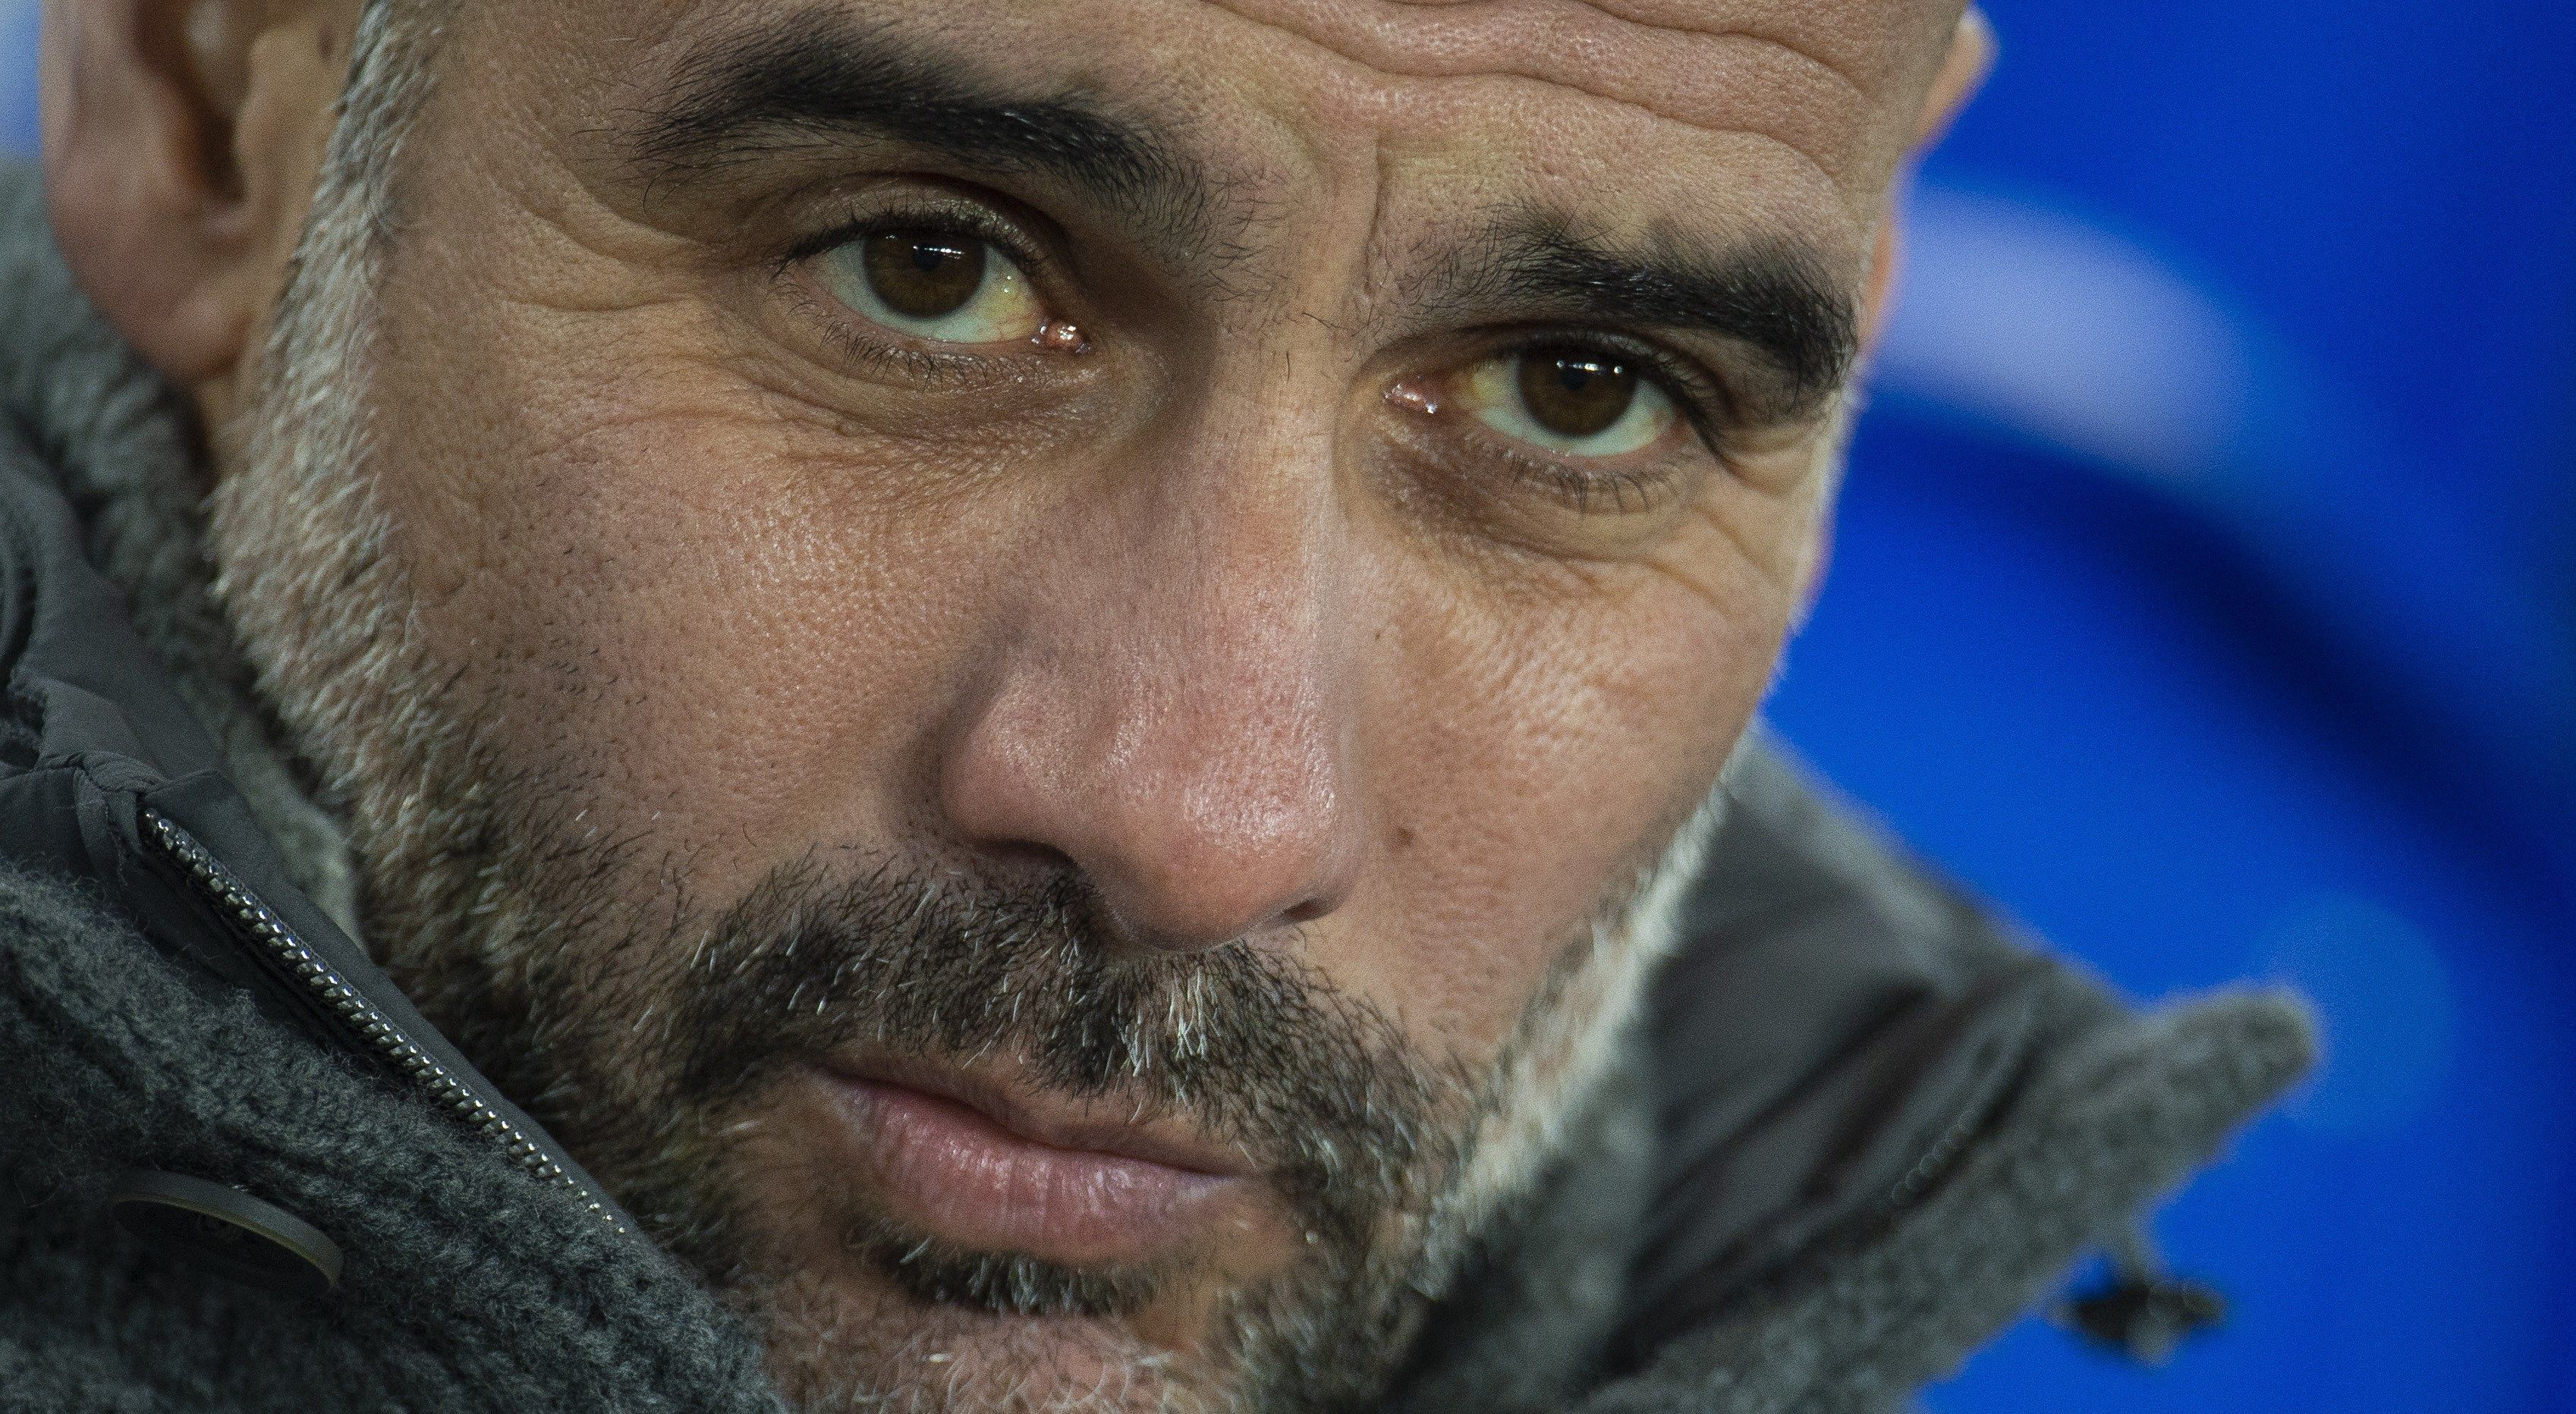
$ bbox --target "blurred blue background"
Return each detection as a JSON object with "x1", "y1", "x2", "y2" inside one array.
[
  {"x1": 1, "y1": 3, "x2": 2568, "y2": 1410},
  {"x1": 1772, "y1": 5, "x2": 2576, "y2": 1412}
]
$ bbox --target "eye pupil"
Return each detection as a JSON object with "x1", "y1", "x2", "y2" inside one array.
[
  {"x1": 1518, "y1": 348, "x2": 1638, "y2": 438},
  {"x1": 862, "y1": 232, "x2": 988, "y2": 319}
]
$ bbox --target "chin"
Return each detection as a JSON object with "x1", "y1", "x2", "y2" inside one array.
[{"x1": 745, "y1": 1266, "x2": 1238, "y2": 1414}]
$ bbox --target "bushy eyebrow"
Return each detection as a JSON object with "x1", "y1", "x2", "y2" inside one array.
[
  {"x1": 1448, "y1": 215, "x2": 1860, "y2": 413},
  {"x1": 627, "y1": 8, "x2": 1216, "y2": 257}
]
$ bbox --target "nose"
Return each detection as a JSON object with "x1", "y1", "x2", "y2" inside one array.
[{"x1": 936, "y1": 463, "x2": 1366, "y2": 955}]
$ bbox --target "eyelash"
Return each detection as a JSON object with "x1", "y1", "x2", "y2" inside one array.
[
  {"x1": 1463, "y1": 329, "x2": 1741, "y2": 507},
  {"x1": 1485, "y1": 438, "x2": 1687, "y2": 517},
  {"x1": 772, "y1": 198, "x2": 1068, "y2": 383},
  {"x1": 779, "y1": 190, "x2": 1062, "y2": 280},
  {"x1": 1482, "y1": 330, "x2": 1735, "y2": 447},
  {"x1": 1455, "y1": 332, "x2": 1740, "y2": 517}
]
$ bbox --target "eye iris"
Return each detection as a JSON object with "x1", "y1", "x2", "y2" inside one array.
[
  {"x1": 1515, "y1": 348, "x2": 1639, "y2": 440},
  {"x1": 860, "y1": 233, "x2": 987, "y2": 319}
]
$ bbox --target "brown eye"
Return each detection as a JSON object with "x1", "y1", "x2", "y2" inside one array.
[
  {"x1": 860, "y1": 233, "x2": 987, "y2": 319},
  {"x1": 1461, "y1": 344, "x2": 1678, "y2": 457},
  {"x1": 816, "y1": 228, "x2": 1048, "y2": 344},
  {"x1": 1517, "y1": 348, "x2": 1639, "y2": 438}
]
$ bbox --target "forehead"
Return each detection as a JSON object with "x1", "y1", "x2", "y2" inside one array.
[{"x1": 468, "y1": 0, "x2": 1954, "y2": 269}]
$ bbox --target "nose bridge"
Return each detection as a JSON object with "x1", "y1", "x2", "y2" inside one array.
[
  {"x1": 939, "y1": 420, "x2": 1365, "y2": 951},
  {"x1": 1096, "y1": 457, "x2": 1348, "y2": 828}
]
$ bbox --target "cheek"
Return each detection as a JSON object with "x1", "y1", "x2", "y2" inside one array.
[
  {"x1": 367, "y1": 330, "x2": 1020, "y2": 898},
  {"x1": 1322, "y1": 530, "x2": 1795, "y2": 1059}
]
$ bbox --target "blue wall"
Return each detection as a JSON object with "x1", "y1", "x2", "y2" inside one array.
[{"x1": 4, "y1": 4, "x2": 2567, "y2": 1409}]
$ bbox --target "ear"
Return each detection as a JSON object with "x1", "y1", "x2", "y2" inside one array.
[
  {"x1": 1914, "y1": 7, "x2": 1996, "y2": 151},
  {"x1": 40, "y1": 0, "x2": 357, "y2": 402},
  {"x1": 1817, "y1": 11, "x2": 1990, "y2": 614},
  {"x1": 1858, "y1": 8, "x2": 1994, "y2": 353}
]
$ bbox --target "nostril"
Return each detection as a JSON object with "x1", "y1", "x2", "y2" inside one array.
[
  {"x1": 1077, "y1": 841, "x2": 1353, "y2": 957},
  {"x1": 1085, "y1": 893, "x2": 1235, "y2": 958},
  {"x1": 1280, "y1": 893, "x2": 1335, "y2": 925}
]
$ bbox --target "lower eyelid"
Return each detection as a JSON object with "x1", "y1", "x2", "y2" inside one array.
[
  {"x1": 776, "y1": 284, "x2": 1021, "y2": 390},
  {"x1": 1500, "y1": 447, "x2": 1687, "y2": 518},
  {"x1": 779, "y1": 258, "x2": 1045, "y2": 372}
]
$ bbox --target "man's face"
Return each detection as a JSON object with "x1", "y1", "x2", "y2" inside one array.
[{"x1": 203, "y1": 0, "x2": 1959, "y2": 1408}]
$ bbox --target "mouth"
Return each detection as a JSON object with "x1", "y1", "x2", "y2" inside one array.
[{"x1": 813, "y1": 1054, "x2": 1265, "y2": 1268}]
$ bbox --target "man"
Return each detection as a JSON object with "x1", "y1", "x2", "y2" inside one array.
[{"x1": 0, "y1": 1, "x2": 2310, "y2": 1409}]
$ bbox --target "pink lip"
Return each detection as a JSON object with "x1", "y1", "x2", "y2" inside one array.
[{"x1": 816, "y1": 1059, "x2": 1259, "y2": 1265}]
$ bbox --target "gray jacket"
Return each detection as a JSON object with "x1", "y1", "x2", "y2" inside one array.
[{"x1": 0, "y1": 161, "x2": 2311, "y2": 1412}]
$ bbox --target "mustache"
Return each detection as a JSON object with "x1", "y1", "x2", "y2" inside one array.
[{"x1": 617, "y1": 857, "x2": 1474, "y2": 1242}]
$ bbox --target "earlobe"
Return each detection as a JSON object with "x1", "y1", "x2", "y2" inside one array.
[{"x1": 39, "y1": 0, "x2": 349, "y2": 397}]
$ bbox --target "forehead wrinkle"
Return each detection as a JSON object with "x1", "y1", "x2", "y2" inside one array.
[
  {"x1": 1203, "y1": 0, "x2": 1897, "y2": 187},
  {"x1": 1395, "y1": 0, "x2": 1873, "y2": 102},
  {"x1": 1520, "y1": 0, "x2": 1962, "y2": 93}
]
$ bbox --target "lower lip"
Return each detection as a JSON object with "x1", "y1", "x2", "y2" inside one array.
[{"x1": 825, "y1": 1075, "x2": 1244, "y2": 1265}]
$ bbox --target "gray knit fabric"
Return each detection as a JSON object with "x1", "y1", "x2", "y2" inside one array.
[
  {"x1": 0, "y1": 859, "x2": 787, "y2": 1414},
  {"x1": 1585, "y1": 989, "x2": 2309, "y2": 1413},
  {"x1": 0, "y1": 152, "x2": 2314, "y2": 1412}
]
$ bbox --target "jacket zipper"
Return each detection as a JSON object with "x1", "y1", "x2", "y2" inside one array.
[{"x1": 140, "y1": 806, "x2": 626, "y2": 1234}]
